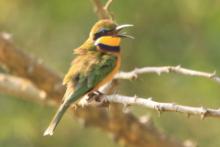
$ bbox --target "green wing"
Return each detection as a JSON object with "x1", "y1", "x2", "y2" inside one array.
[
  {"x1": 44, "y1": 54, "x2": 117, "y2": 135},
  {"x1": 65, "y1": 54, "x2": 117, "y2": 104}
]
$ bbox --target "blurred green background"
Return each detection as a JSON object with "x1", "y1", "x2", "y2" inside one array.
[{"x1": 1, "y1": 0, "x2": 220, "y2": 146}]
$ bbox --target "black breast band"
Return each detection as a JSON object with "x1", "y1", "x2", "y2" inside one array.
[{"x1": 98, "y1": 43, "x2": 120, "y2": 52}]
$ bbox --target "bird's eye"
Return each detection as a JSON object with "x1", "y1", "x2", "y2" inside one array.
[
  {"x1": 100, "y1": 29, "x2": 107, "y2": 34},
  {"x1": 94, "y1": 29, "x2": 110, "y2": 40}
]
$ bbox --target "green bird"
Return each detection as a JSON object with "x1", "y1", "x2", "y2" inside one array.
[{"x1": 44, "y1": 19, "x2": 133, "y2": 136}]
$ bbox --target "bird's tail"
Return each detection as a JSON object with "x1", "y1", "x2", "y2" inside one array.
[{"x1": 43, "y1": 102, "x2": 70, "y2": 136}]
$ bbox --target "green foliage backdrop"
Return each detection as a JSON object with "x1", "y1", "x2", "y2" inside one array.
[{"x1": 1, "y1": 0, "x2": 220, "y2": 146}]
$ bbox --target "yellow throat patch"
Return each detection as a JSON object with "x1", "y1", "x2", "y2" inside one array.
[{"x1": 95, "y1": 36, "x2": 121, "y2": 47}]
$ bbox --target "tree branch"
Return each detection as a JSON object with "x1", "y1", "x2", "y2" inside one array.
[
  {"x1": 103, "y1": 94, "x2": 220, "y2": 119},
  {"x1": 0, "y1": 33, "x2": 185, "y2": 147},
  {"x1": 104, "y1": 0, "x2": 113, "y2": 10},
  {"x1": 0, "y1": 73, "x2": 47, "y2": 103},
  {"x1": 115, "y1": 66, "x2": 220, "y2": 84},
  {"x1": 91, "y1": 0, "x2": 113, "y2": 19},
  {"x1": 0, "y1": 32, "x2": 64, "y2": 102}
]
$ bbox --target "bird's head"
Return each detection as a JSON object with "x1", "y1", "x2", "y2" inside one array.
[{"x1": 89, "y1": 19, "x2": 133, "y2": 53}]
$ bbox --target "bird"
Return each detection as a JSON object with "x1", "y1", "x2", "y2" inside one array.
[{"x1": 43, "y1": 19, "x2": 133, "y2": 136}]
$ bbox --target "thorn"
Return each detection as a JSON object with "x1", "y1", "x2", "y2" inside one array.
[
  {"x1": 131, "y1": 73, "x2": 138, "y2": 80},
  {"x1": 122, "y1": 104, "x2": 130, "y2": 113},
  {"x1": 209, "y1": 71, "x2": 216, "y2": 78},
  {"x1": 131, "y1": 68, "x2": 138, "y2": 80},
  {"x1": 176, "y1": 65, "x2": 181, "y2": 69},
  {"x1": 133, "y1": 74, "x2": 138, "y2": 80},
  {"x1": 200, "y1": 107, "x2": 207, "y2": 120},
  {"x1": 123, "y1": 103, "x2": 127, "y2": 109},
  {"x1": 200, "y1": 114, "x2": 205, "y2": 120},
  {"x1": 154, "y1": 105, "x2": 162, "y2": 117},
  {"x1": 171, "y1": 103, "x2": 178, "y2": 112},
  {"x1": 156, "y1": 71, "x2": 162, "y2": 76},
  {"x1": 134, "y1": 67, "x2": 138, "y2": 72},
  {"x1": 133, "y1": 95, "x2": 138, "y2": 102},
  {"x1": 147, "y1": 97, "x2": 152, "y2": 101},
  {"x1": 164, "y1": 66, "x2": 170, "y2": 73}
]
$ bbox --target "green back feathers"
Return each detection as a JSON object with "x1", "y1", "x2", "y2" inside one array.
[{"x1": 63, "y1": 52, "x2": 117, "y2": 103}]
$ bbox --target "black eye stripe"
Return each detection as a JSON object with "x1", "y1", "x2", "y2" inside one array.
[
  {"x1": 94, "y1": 29, "x2": 114, "y2": 40},
  {"x1": 94, "y1": 32, "x2": 103, "y2": 40}
]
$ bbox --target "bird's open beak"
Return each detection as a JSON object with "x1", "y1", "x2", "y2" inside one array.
[
  {"x1": 116, "y1": 24, "x2": 134, "y2": 31},
  {"x1": 116, "y1": 24, "x2": 134, "y2": 39}
]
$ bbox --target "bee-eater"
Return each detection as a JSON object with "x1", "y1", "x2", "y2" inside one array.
[{"x1": 44, "y1": 19, "x2": 133, "y2": 136}]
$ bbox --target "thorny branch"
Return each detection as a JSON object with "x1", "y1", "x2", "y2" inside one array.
[
  {"x1": 102, "y1": 95, "x2": 220, "y2": 119},
  {"x1": 0, "y1": 32, "x2": 186, "y2": 146},
  {"x1": 115, "y1": 66, "x2": 220, "y2": 84}
]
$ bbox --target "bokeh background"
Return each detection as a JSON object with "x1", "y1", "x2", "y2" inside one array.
[{"x1": 1, "y1": 0, "x2": 220, "y2": 146}]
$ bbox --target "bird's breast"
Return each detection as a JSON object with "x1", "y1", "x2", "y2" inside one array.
[{"x1": 93, "y1": 55, "x2": 121, "y2": 90}]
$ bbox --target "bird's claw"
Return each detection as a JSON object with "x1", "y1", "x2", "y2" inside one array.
[{"x1": 87, "y1": 91, "x2": 108, "y2": 106}]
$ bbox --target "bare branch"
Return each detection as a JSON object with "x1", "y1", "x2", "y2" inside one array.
[
  {"x1": 0, "y1": 73, "x2": 47, "y2": 103},
  {"x1": 91, "y1": 0, "x2": 113, "y2": 19},
  {"x1": 103, "y1": 94, "x2": 220, "y2": 119},
  {"x1": 0, "y1": 32, "x2": 64, "y2": 102},
  {"x1": 115, "y1": 65, "x2": 220, "y2": 84}
]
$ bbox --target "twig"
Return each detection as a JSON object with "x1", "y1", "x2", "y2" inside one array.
[
  {"x1": 115, "y1": 65, "x2": 220, "y2": 84},
  {"x1": 104, "y1": 0, "x2": 113, "y2": 10},
  {"x1": 104, "y1": 94, "x2": 220, "y2": 119},
  {"x1": 91, "y1": 0, "x2": 113, "y2": 19}
]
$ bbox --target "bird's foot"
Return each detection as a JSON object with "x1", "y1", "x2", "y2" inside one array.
[
  {"x1": 87, "y1": 91, "x2": 103, "y2": 101},
  {"x1": 87, "y1": 91, "x2": 108, "y2": 106}
]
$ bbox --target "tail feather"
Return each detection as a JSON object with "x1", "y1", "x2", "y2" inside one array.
[{"x1": 43, "y1": 102, "x2": 70, "y2": 136}]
